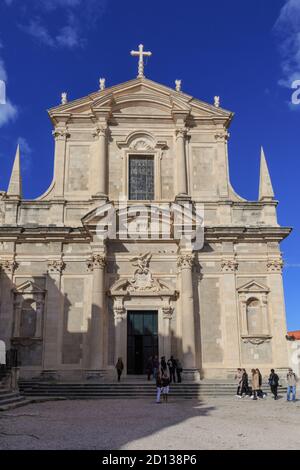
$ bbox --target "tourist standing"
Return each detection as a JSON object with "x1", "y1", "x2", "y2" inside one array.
[
  {"x1": 241, "y1": 369, "x2": 249, "y2": 396},
  {"x1": 153, "y1": 355, "x2": 159, "y2": 380},
  {"x1": 256, "y1": 369, "x2": 265, "y2": 399},
  {"x1": 235, "y1": 368, "x2": 243, "y2": 397},
  {"x1": 160, "y1": 356, "x2": 167, "y2": 375},
  {"x1": 251, "y1": 369, "x2": 259, "y2": 400},
  {"x1": 268, "y1": 369, "x2": 279, "y2": 400},
  {"x1": 115, "y1": 357, "x2": 124, "y2": 382},
  {"x1": 286, "y1": 368, "x2": 298, "y2": 402},
  {"x1": 167, "y1": 356, "x2": 176, "y2": 383},
  {"x1": 176, "y1": 359, "x2": 183, "y2": 383},
  {"x1": 146, "y1": 356, "x2": 153, "y2": 381},
  {"x1": 162, "y1": 371, "x2": 170, "y2": 403},
  {"x1": 156, "y1": 371, "x2": 163, "y2": 403}
]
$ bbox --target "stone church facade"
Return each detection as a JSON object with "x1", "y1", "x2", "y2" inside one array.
[{"x1": 0, "y1": 69, "x2": 291, "y2": 380}]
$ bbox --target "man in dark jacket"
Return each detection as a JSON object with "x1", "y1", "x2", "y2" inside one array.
[
  {"x1": 167, "y1": 356, "x2": 176, "y2": 383},
  {"x1": 269, "y1": 369, "x2": 279, "y2": 400},
  {"x1": 241, "y1": 369, "x2": 249, "y2": 396},
  {"x1": 160, "y1": 356, "x2": 167, "y2": 375}
]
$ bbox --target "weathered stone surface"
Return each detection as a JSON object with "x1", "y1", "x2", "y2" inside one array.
[{"x1": 0, "y1": 74, "x2": 291, "y2": 380}]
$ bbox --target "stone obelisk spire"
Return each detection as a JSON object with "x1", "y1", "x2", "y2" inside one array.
[
  {"x1": 259, "y1": 146, "x2": 274, "y2": 201},
  {"x1": 7, "y1": 144, "x2": 22, "y2": 198}
]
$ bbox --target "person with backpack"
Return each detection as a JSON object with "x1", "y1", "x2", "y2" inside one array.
[
  {"x1": 286, "y1": 368, "x2": 298, "y2": 402},
  {"x1": 268, "y1": 369, "x2": 279, "y2": 400}
]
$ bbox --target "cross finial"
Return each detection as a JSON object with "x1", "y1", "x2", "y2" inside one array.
[{"x1": 130, "y1": 44, "x2": 152, "y2": 78}]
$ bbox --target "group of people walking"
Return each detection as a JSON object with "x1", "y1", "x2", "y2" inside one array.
[
  {"x1": 154, "y1": 356, "x2": 183, "y2": 404},
  {"x1": 235, "y1": 367, "x2": 298, "y2": 401},
  {"x1": 147, "y1": 356, "x2": 182, "y2": 383},
  {"x1": 115, "y1": 355, "x2": 183, "y2": 403}
]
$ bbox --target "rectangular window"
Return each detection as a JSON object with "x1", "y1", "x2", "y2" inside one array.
[{"x1": 128, "y1": 155, "x2": 154, "y2": 200}]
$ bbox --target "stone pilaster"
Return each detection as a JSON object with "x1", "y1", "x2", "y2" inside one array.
[
  {"x1": 239, "y1": 295, "x2": 248, "y2": 336},
  {"x1": 177, "y1": 252, "x2": 199, "y2": 380},
  {"x1": 175, "y1": 128, "x2": 188, "y2": 197},
  {"x1": 52, "y1": 128, "x2": 70, "y2": 198},
  {"x1": 0, "y1": 259, "x2": 18, "y2": 348},
  {"x1": 220, "y1": 258, "x2": 241, "y2": 367},
  {"x1": 43, "y1": 259, "x2": 65, "y2": 372},
  {"x1": 267, "y1": 257, "x2": 289, "y2": 367},
  {"x1": 113, "y1": 300, "x2": 127, "y2": 368},
  {"x1": 87, "y1": 252, "x2": 107, "y2": 370},
  {"x1": 92, "y1": 124, "x2": 108, "y2": 199},
  {"x1": 161, "y1": 305, "x2": 173, "y2": 360},
  {"x1": 215, "y1": 130, "x2": 230, "y2": 198}
]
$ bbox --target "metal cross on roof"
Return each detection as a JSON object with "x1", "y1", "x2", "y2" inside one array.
[{"x1": 130, "y1": 44, "x2": 152, "y2": 78}]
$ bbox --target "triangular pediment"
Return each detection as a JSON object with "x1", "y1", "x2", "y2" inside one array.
[
  {"x1": 48, "y1": 77, "x2": 232, "y2": 123},
  {"x1": 237, "y1": 280, "x2": 270, "y2": 293},
  {"x1": 14, "y1": 280, "x2": 45, "y2": 294}
]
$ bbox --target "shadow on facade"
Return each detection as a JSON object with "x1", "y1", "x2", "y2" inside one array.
[{"x1": 0, "y1": 266, "x2": 205, "y2": 380}]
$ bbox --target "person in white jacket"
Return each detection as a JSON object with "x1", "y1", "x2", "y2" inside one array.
[{"x1": 287, "y1": 369, "x2": 298, "y2": 402}]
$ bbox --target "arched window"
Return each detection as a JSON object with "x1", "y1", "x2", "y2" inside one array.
[
  {"x1": 246, "y1": 298, "x2": 262, "y2": 335},
  {"x1": 20, "y1": 299, "x2": 37, "y2": 337}
]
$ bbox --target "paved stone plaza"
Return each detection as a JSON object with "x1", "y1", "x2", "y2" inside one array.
[{"x1": 0, "y1": 396, "x2": 299, "y2": 450}]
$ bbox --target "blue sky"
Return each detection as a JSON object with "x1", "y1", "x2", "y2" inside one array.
[{"x1": 0, "y1": 0, "x2": 299, "y2": 330}]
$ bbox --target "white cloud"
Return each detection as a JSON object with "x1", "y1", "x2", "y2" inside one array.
[
  {"x1": 42, "y1": 0, "x2": 82, "y2": 10},
  {"x1": 0, "y1": 58, "x2": 7, "y2": 82},
  {"x1": 0, "y1": 100, "x2": 18, "y2": 127},
  {"x1": 0, "y1": 40, "x2": 18, "y2": 127},
  {"x1": 17, "y1": 137, "x2": 32, "y2": 156},
  {"x1": 17, "y1": 137, "x2": 32, "y2": 171},
  {"x1": 56, "y1": 25, "x2": 80, "y2": 48},
  {"x1": 20, "y1": 19, "x2": 55, "y2": 47},
  {"x1": 7, "y1": 0, "x2": 106, "y2": 49},
  {"x1": 274, "y1": 0, "x2": 300, "y2": 87}
]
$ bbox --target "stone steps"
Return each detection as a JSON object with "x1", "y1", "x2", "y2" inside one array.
[
  {"x1": 0, "y1": 389, "x2": 30, "y2": 411},
  {"x1": 19, "y1": 381, "x2": 287, "y2": 399}
]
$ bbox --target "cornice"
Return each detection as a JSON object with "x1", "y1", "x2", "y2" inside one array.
[{"x1": 204, "y1": 226, "x2": 292, "y2": 242}]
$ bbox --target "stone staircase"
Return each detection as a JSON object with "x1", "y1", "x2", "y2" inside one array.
[
  {"x1": 18, "y1": 380, "x2": 287, "y2": 400},
  {"x1": 0, "y1": 385, "x2": 30, "y2": 411}
]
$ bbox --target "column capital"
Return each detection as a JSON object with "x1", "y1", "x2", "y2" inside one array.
[
  {"x1": 177, "y1": 252, "x2": 194, "y2": 270},
  {"x1": 92, "y1": 125, "x2": 108, "y2": 140},
  {"x1": 175, "y1": 127, "x2": 188, "y2": 139},
  {"x1": 162, "y1": 305, "x2": 174, "y2": 320},
  {"x1": 47, "y1": 259, "x2": 65, "y2": 274},
  {"x1": 52, "y1": 128, "x2": 70, "y2": 141},
  {"x1": 87, "y1": 253, "x2": 106, "y2": 271},
  {"x1": 221, "y1": 258, "x2": 238, "y2": 273},
  {"x1": 113, "y1": 306, "x2": 126, "y2": 321},
  {"x1": 0, "y1": 259, "x2": 18, "y2": 274},
  {"x1": 215, "y1": 130, "x2": 230, "y2": 142},
  {"x1": 267, "y1": 258, "x2": 283, "y2": 273}
]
